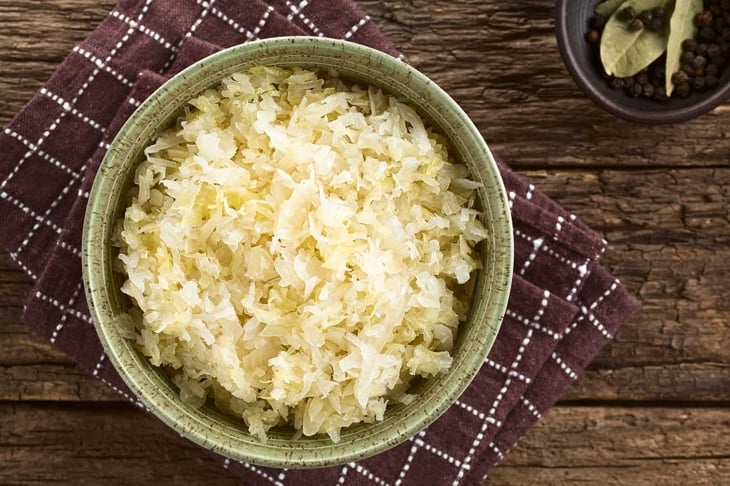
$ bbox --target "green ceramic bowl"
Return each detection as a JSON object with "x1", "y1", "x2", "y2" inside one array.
[{"x1": 82, "y1": 37, "x2": 513, "y2": 469}]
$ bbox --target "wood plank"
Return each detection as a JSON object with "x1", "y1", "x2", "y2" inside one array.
[
  {"x1": 0, "y1": 0, "x2": 112, "y2": 63},
  {"x1": 0, "y1": 280, "x2": 31, "y2": 305},
  {"x1": 489, "y1": 406, "x2": 730, "y2": 485},
  {"x1": 566, "y1": 363, "x2": 730, "y2": 402},
  {"x1": 1, "y1": 0, "x2": 729, "y2": 168},
  {"x1": 0, "y1": 402, "x2": 240, "y2": 486},
  {"x1": 1, "y1": 404, "x2": 728, "y2": 485},
  {"x1": 0, "y1": 364, "x2": 117, "y2": 402},
  {"x1": 3, "y1": 359, "x2": 729, "y2": 404},
  {"x1": 0, "y1": 0, "x2": 115, "y2": 127}
]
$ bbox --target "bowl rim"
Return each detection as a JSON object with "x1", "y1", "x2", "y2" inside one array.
[
  {"x1": 555, "y1": 0, "x2": 730, "y2": 124},
  {"x1": 82, "y1": 36, "x2": 513, "y2": 468}
]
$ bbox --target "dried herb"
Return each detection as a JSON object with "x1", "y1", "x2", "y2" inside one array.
[
  {"x1": 588, "y1": 0, "x2": 730, "y2": 101},
  {"x1": 618, "y1": 6, "x2": 639, "y2": 21},
  {"x1": 666, "y1": 0, "x2": 703, "y2": 95},
  {"x1": 600, "y1": 0, "x2": 672, "y2": 77},
  {"x1": 595, "y1": 0, "x2": 627, "y2": 17}
]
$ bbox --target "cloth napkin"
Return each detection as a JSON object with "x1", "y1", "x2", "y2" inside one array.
[{"x1": 0, "y1": 0, "x2": 640, "y2": 484}]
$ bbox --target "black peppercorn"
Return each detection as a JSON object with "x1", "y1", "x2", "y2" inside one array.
[
  {"x1": 706, "y1": 63, "x2": 720, "y2": 77},
  {"x1": 683, "y1": 38, "x2": 699, "y2": 52},
  {"x1": 706, "y1": 74, "x2": 720, "y2": 88},
  {"x1": 696, "y1": 10, "x2": 714, "y2": 28},
  {"x1": 584, "y1": 0, "x2": 715, "y2": 105},
  {"x1": 618, "y1": 6, "x2": 637, "y2": 22},
  {"x1": 675, "y1": 82, "x2": 691, "y2": 97},
  {"x1": 631, "y1": 82, "x2": 643, "y2": 97},
  {"x1": 700, "y1": 26, "x2": 717, "y2": 40},
  {"x1": 707, "y1": 43, "x2": 723, "y2": 58},
  {"x1": 692, "y1": 76, "x2": 707, "y2": 91},
  {"x1": 639, "y1": 10, "x2": 653, "y2": 24},
  {"x1": 610, "y1": 77, "x2": 626, "y2": 90},
  {"x1": 693, "y1": 55, "x2": 708, "y2": 69},
  {"x1": 590, "y1": 15, "x2": 606, "y2": 30},
  {"x1": 710, "y1": 5, "x2": 723, "y2": 17},
  {"x1": 720, "y1": 27, "x2": 730, "y2": 41},
  {"x1": 652, "y1": 6, "x2": 666, "y2": 19},
  {"x1": 672, "y1": 70, "x2": 690, "y2": 85}
]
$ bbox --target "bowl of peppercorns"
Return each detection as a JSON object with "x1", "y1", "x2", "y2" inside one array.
[{"x1": 556, "y1": 0, "x2": 730, "y2": 124}]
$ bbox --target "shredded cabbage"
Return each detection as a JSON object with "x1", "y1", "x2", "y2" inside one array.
[{"x1": 115, "y1": 66, "x2": 488, "y2": 441}]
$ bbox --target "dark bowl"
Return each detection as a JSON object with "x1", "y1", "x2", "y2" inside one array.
[{"x1": 556, "y1": 0, "x2": 730, "y2": 124}]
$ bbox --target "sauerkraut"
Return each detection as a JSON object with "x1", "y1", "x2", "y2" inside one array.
[{"x1": 115, "y1": 66, "x2": 488, "y2": 441}]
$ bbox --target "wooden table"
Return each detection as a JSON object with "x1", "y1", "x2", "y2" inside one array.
[{"x1": 2, "y1": 1, "x2": 729, "y2": 484}]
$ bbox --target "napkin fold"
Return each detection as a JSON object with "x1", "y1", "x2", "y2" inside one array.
[{"x1": 0, "y1": 1, "x2": 640, "y2": 484}]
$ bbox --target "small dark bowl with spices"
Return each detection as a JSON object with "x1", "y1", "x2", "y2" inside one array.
[{"x1": 556, "y1": 0, "x2": 730, "y2": 124}]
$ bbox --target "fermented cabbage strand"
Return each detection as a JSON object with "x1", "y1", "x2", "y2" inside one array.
[{"x1": 116, "y1": 66, "x2": 488, "y2": 441}]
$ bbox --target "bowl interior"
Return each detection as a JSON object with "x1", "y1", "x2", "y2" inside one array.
[
  {"x1": 83, "y1": 37, "x2": 513, "y2": 468},
  {"x1": 556, "y1": 0, "x2": 730, "y2": 124}
]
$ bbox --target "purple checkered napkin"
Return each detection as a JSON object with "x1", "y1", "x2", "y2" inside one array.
[{"x1": 0, "y1": 1, "x2": 640, "y2": 484}]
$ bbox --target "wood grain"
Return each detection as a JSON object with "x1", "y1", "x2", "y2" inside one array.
[
  {"x1": 1, "y1": 0, "x2": 729, "y2": 485},
  {"x1": 0, "y1": 0, "x2": 114, "y2": 128},
  {"x1": 487, "y1": 406, "x2": 730, "y2": 485},
  {"x1": 0, "y1": 403, "x2": 240, "y2": 486},
  {"x1": 1, "y1": 0, "x2": 729, "y2": 166},
  {"x1": 1, "y1": 404, "x2": 728, "y2": 486}
]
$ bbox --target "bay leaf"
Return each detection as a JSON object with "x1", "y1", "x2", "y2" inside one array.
[
  {"x1": 600, "y1": 0, "x2": 672, "y2": 78},
  {"x1": 665, "y1": 0, "x2": 702, "y2": 95},
  {"x1": 595, "y1": 0, "x2": 626, "y2": 17}
]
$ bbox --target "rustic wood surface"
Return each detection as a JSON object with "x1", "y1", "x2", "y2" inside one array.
[{"x1": 1, "y1": 0, "x2": 729, "y2": 484}]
